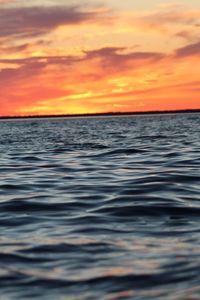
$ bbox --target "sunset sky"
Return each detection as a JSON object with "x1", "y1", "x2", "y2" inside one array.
[{"x1": 0, "y1": 0, "x2": 199, "y2": 116}]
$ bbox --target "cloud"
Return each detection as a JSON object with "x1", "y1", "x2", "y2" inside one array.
[
  {"x1": 0, "y1": 46, "x2": 164, "y2": 69},
  {"x1": 175, "y1": 41, "x2": 200, "y2": 57},
  {"x1": 84, "y1": 47, "x2": 164, "y2": 70},
  {"x1": 0, "y1": 54, "x2": 83, "y2": 90},
  {"x1": 0, "y1": 4, "x2": 104, "y2": 38},
  {"x1": 0, "y1": 39, "x2": 53, "y2": 55},
  {"x1": 175, "y1": 30, "x2": 194, "y2": 40},
  {"x1": 127, "y1": 5, "x2": 200, "y2": 37},
  {"x1": 0, "y1": 43, "x2": 30, "y2": 54},
  {"x1": 0, "y1": 55, "x2": 79, "y2": 65}
]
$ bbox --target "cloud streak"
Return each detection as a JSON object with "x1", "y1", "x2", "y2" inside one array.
[
  {"x1": 175, "y1": 41, "x2": 200, "y2": 57},
  {"x1": 0, "y1": 4, "x2": 105, "y2": 38}
]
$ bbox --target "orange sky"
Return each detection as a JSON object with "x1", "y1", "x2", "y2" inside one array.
[{"x1": 0, "y1": 0, "x2": 199, "y2": 116}]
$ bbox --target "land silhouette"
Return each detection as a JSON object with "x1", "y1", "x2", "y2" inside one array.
[{"x1": 0, "y1": 109, "x2": 200, "y2": 120}]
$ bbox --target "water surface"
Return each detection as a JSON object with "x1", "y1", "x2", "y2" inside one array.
[{"x1": 0, "y1": 113, "x2": 200, "y2": 299}]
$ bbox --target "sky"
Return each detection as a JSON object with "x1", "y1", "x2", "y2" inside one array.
[{"x1": 0, "y1": 0, "x2": 199, "y2": 116}]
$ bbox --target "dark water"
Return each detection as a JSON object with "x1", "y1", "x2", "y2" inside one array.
[{"x1": 0, "y1": 113, "x2": 200, "y2": 300}]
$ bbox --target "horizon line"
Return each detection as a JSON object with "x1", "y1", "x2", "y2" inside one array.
[{"x1": 0, "y1": 108, "x2": 200, "y2": 120}]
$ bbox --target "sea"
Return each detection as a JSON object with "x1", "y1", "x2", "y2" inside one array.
[{"x1": 0, "y1": 113, "x2": 200, "y2": 300}]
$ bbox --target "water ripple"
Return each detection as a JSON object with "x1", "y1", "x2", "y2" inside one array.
[{"x1": 0, "y1": 113, "x2": 200, "y2": 299}]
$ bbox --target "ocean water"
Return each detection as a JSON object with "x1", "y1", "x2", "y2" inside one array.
[{"x1": 0, "y1": 113, "x2": 200, "y2": 300}]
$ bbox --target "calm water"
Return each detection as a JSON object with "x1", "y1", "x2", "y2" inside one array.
[{"x1": 0, "y1": 113, "x2": 200, "y2": 300}]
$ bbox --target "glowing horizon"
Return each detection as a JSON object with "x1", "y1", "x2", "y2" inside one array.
[{"x1": 0, "y1": 0, "x2": 199, "y2": 117}]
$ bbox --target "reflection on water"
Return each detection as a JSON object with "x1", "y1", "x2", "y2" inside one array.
[{"x1": 0, "y1": 113, "x2": 200, "y2": 299}]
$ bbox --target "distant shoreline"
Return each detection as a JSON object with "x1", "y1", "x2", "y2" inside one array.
[{"x1": 0, "y1": 109, "x2": 200, "y2": 120}]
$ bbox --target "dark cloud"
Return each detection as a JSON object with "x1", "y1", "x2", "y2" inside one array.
[
  {"x1": 84, "y1": 47, "x2": 164, "y2": 66},
  {"x1": 0, "y1": 39, "x2": 53, "y2": 54},
  {"x1": 0, "y1": 46, "x2": 164, "y2": 68},
  {"x1": 175, "y1": 41, "x2": 200, "y2": 57},
  {"x1": 0, "y1": 5, "x2": 101, "y2": 38},
  {"x1": 0, "y1": 54, "x2": 81, "y2": 86}
]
